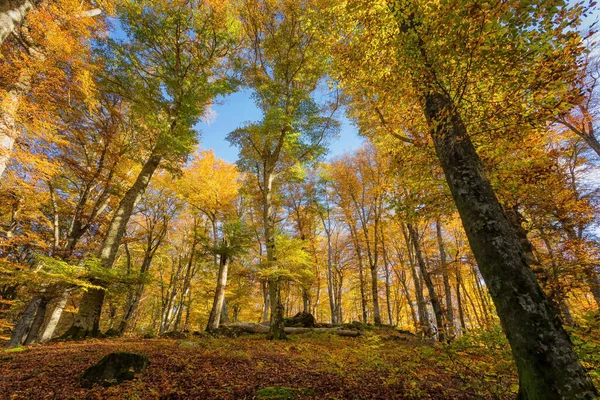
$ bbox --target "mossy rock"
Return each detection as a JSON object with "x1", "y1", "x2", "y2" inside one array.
[
  {"x1": 208, "y1": 326, "x2": 246, "y2": 338},
  {"x1": 160, "y1": 331, "x2": 188, "y2": 339},
  {"x1": 80, "y1": 352, "x2": 149, "y2": 388},
  {"x1": 103, "y1": 328, "x2": 121, "y2": 338},
  {"x1": 342, "y1": 321, "x2": 366, "y2": 331},
  {"x1": 284, "y1": 312, "x2": 316, "y2": 328},
  {"x1": 254, "y1": 386, "x2": 314, "y2": 399}
]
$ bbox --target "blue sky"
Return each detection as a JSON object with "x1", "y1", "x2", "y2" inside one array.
[{"x1": 195, "y1": 89, "x2": 364, "y2": 163}]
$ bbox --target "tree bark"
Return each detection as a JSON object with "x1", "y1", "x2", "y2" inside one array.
[
  {"x1": 455, "y1": 271, "x2": 467, "y2": 334},
  {"x1": 380, "y1": 227, "x2": 394, "y2": 326},
  {"x1": 263, "y1": 168, "x2": 286, "y2": 340},
  {"x1": 39, "y1": 292, "x2": 68, "y2": 342},
  {"x1": 423, "y1": 89, "x2": 597, "y2": 398},
  {"x1": 436, "y1": 220, "x2": 454, "y2": 337},
  {"x1": 322, "y1": 218, "x2": 337, "y2": 324},
  {"x1": 206, "y1": 251, "x2": 229, "y2": 332},
  {"x1": 6, "y1": 296, "x2": 39, "y2": 347},
  {"x1": 348, "y1": 224, "x2": 368, "y2": 323},
  {"x1": 0, "y1": 0, "x2": 35, "y2": 47},
  {"x1": 261, "y1": 279, "x2": 269, "y2": 323},
  {"x1": 0, "y1": 68, "x2": 31, "y2": 178},
  {"x1": 23, "y1": 295, "x2": 48, "y2": 345},
  {"x1": 408, "y1": 223, "x2": 446, "y2": 342},
  {"x1": 402, "y1": 224, "x2": 429, "y2": 327}
]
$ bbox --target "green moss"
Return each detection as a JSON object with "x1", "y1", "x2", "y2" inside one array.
[{"x1": 3, "y1": 346, "x2": 28, "y2": 353}]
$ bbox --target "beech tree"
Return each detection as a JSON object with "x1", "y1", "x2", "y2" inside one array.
[
  {"x1": 227, "y1": 0, "x2": 338, "y2": 339},
  {"x1": 63, "y1": 0, "x2": 237, "y2": 338},
  {"x1": 329, "y1": 0, "x2": 598, "y2": 397}
]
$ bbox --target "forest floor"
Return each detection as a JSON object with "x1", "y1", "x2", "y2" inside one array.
[{"x1": 0, "y1": 328, "x2": 528, "y2": 400}]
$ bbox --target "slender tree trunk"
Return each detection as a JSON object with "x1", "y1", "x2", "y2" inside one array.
[
  {"x1": 398, "y1": 271, "x2": 418, "y2": 332},
  {"x1": 119, "y1": 284, "x2": 145, "y2": 335},
  {"x1": 206, "y1": 252, "x2": 229, "y2": 332},
  {"x1": 422, "y1": 89, "x2": 597, "y2": 398},
  {"x1": 381, "y1": 228, "x2": 393, "y2": 325},
  {"x1": 408, "y1": 224, "x2": 445, "y2": 341},
  {"x1": 402, "y1": 224, "x2": 429, "y2": 328},
  {"x1": 455, "y1": 272, "x2": 467, "y2": 334},
  {"x1": 63, "y1": 151, "x2": 162, "y2": 339},
  {"x1": 436, "y1": 220, "x2": 454, "y2": 337},
  {"x1": 470, "y1": 265, "x2": 491, "y2": 325},
  {"x1": 348, "y1": 224, "x2": 368, "y2": 323},
  {"x1": 324, "y1": 225, "x2": 337, "y2": 324}
]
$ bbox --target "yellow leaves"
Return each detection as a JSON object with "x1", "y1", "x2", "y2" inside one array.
[{"x1": 178, "y1": 150, "x2": 240, "y2": 217}]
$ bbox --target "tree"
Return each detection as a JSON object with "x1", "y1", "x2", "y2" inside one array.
[
  {"x1": 0, "y1": 0, "x2": 109, "y2": 177},
  {"x1": 227, "y1": 0, "x2": 338, "y2": 339},
  {"x1": 206, "y1": 221, "x2": 251, "y2": 332},
  {"x1": 330, "y1": 0, "x2": 597, "y2": 396},
  {"x1": 62, "y1": 0, "x2": 237, "y2": 338}
]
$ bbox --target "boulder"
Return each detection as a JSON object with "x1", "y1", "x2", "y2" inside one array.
[
  {"x1": 160, "y1": 331, "x2": 188, "y2": 339},
  {"x1": 103, "y1": 328, "x2": 121, "y2": 338},
  {"x1": 284, "y1": 312, "x2": 316, "y2": 328},
  {"x1": 80, "y1": 352, "x2": 149, "y2": 388}
]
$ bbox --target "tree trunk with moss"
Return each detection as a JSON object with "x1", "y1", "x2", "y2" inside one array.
[{"x1": 423, "y1": 89, "x2": 597, "y2": 399}]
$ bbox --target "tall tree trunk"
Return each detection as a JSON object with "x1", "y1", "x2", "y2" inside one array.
[
  {"x1": 348, "y1": 224, "x2": 368, "y2": 323},
  {"x1": 261, "y1": 280, "x2": 269, "y2": 323},
  {"x1": 455, "y1": 272, "x2": 467, "y2": 334},
  {"x1": 0, "y1": 68, "x2": 31, "y2": 178},
  {"x1": 323, "y1": 224, "x2": 337, "y2": 324},
  {"x1": 402, "y1": 225, "x2": 429, "y2": 327},
  {"x1": 301, "y1": 287, "x2": 310, "y2": 314},
  {"x1": 63, "y1": 151, "x2": 162, "y2": 339},
  {"x1": 23, "y1": 296, "x2": 48, "y2": 345},
  {"x1": 6, "y1": 296, "x2": 39, "y2": 347},
  {"x1": 423, "y1": 89, "x2": 597, "y2": 398},
  {"x1": 436, "y1": 220, "x2": 454, "y2": 337},
  {"x1": 263, "y1": 170, "x2": 285, "y2": 339},
  {"x1": 460, "y1": 278, "x2": 483, "y2": 329},
  {"x1": 408, "y1": 223, "x2": 445, "y2": 341},
  {"x1": 220, "y1": 299, "x2": 229, "y2": 324},
  {"x1": 118, "y1": 284, "x2": 145, "y2": 335},
  {"x1": 369, "y1": 263, "x2": 381, "y2": 325},
  {"x1": 381, "y1": 228, "x2": 394, "y2": 325},
  {"x1": 39, "y1": 292, "x2": 68, "y2": 342},
  {"x1": 206, "y1": 251, "x2": 229, "y2": 332},
  {"x1": 398, "y1": 270, "x2": 418, "y2": 332}
]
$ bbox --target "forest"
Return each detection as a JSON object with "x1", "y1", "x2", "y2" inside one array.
[{"x1": 1, "y1": 0, "x2": 600, "y2": 399}]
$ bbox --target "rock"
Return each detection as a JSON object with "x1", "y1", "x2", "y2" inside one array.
[
  {"x1": 103, "y1": 328, "x2": 121, "y2": 338},
  {"x1": 284, "y1": 312, "x2": 316, "y2": 328},
  {"x1": 160, "y1": 331, "x2": 188, "y2": 339},
  {"x1": 80, "y1": 352, "x2": 149, "y2": 388}
]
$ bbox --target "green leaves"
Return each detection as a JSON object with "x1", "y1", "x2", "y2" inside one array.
[{"x1": 105, "y1": 0, "x2": 238, "y2": 160}]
